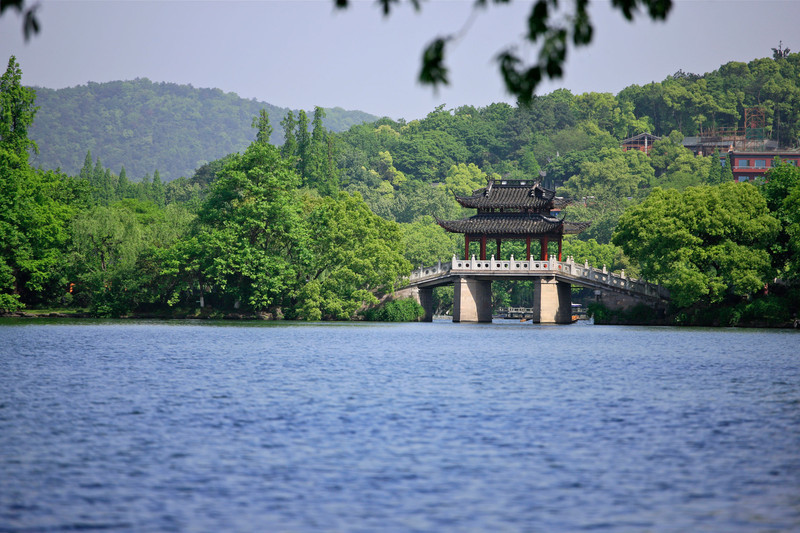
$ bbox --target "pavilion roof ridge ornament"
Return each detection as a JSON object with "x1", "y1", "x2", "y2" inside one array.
[
  {"x1": 455, "y1": 179, "x2": 560, "y2": 210},
  {"x1": 530, "y1": 182, "x2": 547, "y2": 198}
]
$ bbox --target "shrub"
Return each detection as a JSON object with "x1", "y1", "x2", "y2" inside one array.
[
  {"x1": 363, "y1": 298, "x2": 424, "y2": 322},
  {"x1": 0, "y1": 293, "x2": 24, "y2": 313}
]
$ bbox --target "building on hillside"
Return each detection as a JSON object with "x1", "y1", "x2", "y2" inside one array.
[
  {"x1": 621, "y1": 133, "x2": 661, "y2": 155},
  {"x1": 681, "y1": 106, "x2": 787, "y2": 159},
  {"x1": 730, "y1": 151, "x2": 800, "y2": 182},
  {"x1": 436, "y1": 179, "x2": 590, "y2": 261},
  {"x1": 682, "y1": 136, "x2": 781, "y2": 157}
]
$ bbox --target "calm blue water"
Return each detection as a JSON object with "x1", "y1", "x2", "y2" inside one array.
[{"x1": 0, "y1": 319, "x2": 798, "y2": 532}]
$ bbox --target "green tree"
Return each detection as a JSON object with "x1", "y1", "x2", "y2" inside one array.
[
  {"x1": 79, "y1": 150, "x2": 93, "y2": 182},
  {"x1": 562, "y1": 147, "x2": 653, "y2": 200},
  {"x1": 306, "y1": 106, "x2": 340, "y2": 195},
  {"x1": 782, "y1": 182, "x2": 800, "y2": 280},
  {"x1": 443, "y1": 162, "x2": 486, "y2": 198},
  {"x1": 252, "y1": 108, "x2": 273, "y2": 144},
  {"x1": 196, "y1": 140, "x2": 307, "y2": 312},
  {"x1": 151, "y1": 170, "x2": 165, "y2": 207},
  {"x1": 372, "y1": 150, "x2": 407, "y2": 189},
  {"x1": 520, "y1": 150, "x2": 542, "y2": 177},
  {"x1": 612, "y1": 183, "x2": 780, "y2": 308},
  {"x1": 760, "y1": 163, "x2": 800, "y2": 276},
  {"x1": 705, "y1": 149, "x2": 724, "y2": 185},
  {"x1": 0, "y1": 55, "x2": 37, "y2": 156},
  {"x1": 0, "y1": 56, "x2": 72, "y2": 310},
  {"x1": 164, "y1": 176, "x2": 201, "y2": 206},
  {"x1": 393, "y1": 129, "x2": 470, "y2": 182},
  {"x1": 138, "y1": 173, "x2": 152, "y2": 202},
  {"x1": 67, "y1": 204, "x2": 146, "y2": 314},
  {"x1": 363, "y1": 298, "x2": 424, "y2": 321},
  {"x1": 653, "y1": 149, "x2": 711, "y2": 191},
  {"x1": 0, "y1": 165, "x2": 73, "y2": 307},
  {"x1": 190, "y1": 156, "x2": 232, "y2": 189},
  {"x1": 280, "y1": 110, "x2": 298, "y2": 160},
  {"x1": 400, "y1": 215, "x2": 458, "y2": 266},
  {"x1": 393, "y1": 178, "x2": 467, "y2": 223},
  {"x1": 562, "y1": 237, "x2": 636, "y2": 276},
  {"x1": 721, "y1": 153, "x2": 734, "y2": 183},
  {"x1": 117, "y1": 166, "x2": 130, "y2": 198},
  {"x1": 544, "y1": 149, "x2": 597, "y2": 188},
  {"x1": 91, "y1": 157, "x2": 104, "y2": 196},
  {"x1": 70, "y1": 205, "x2": 144, "y2": 274},
  {"x1": 294, "y1": 192, "x2": 411, "y2": 320},
  {"x1": 296, "y1": 109, "x2": 310, "y2": 181}
]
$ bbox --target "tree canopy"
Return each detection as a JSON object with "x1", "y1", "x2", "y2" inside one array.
[
  {"x1": 28, "y1": 80, "x2": 377, "y2": 181},
  {"x1": 612, "y1": 183, "x2": 780, "y2": 308}
]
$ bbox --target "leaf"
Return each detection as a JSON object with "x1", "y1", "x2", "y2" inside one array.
[{"x1": 419, "y1": 37, "x2": 450, "y2": 88}]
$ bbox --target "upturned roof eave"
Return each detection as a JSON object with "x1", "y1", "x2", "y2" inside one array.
[{"x1": 436, "y1": 213, "x2": 589, "y2": 236}]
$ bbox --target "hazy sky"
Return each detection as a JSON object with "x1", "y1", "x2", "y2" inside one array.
[{"x1": 1, "y1": 0, "x2": 798, "y2": 121}]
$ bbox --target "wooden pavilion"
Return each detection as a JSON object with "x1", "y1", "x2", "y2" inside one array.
[{"x1": 437, "y1": 179, "x2": 590, "y2": 260}]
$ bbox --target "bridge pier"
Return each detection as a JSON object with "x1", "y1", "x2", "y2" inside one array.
[
  {"x1": 453, "y1": 278, "x2": 493, "y2": 323},
  {"x1": 417, "y1": 287, "x2": 434, "y2": 322},
  {"x1": 532, "y1": 277, "x2": 573, "y2": 324},
  {"x1": 398, "y1": 286, "x2": 435, "y2": 322}
]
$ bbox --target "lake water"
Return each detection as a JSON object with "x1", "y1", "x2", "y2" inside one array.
[{"x1": 1, "y1": 319, "x2": 798, "y2": 532}]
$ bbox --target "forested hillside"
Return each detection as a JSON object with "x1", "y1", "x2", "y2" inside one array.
[
  {"x1": 27, "y1": 78, "x2": 377, "y2": 181},
  {"x1": 3, "y1": 52, "x2": 800, "y2": 325}
]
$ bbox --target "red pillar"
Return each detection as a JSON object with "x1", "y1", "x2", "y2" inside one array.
[
  {"x1": 480, "y1": 235, "x2": 487, "y2": 260},
  {"x1": 541, "y1": 236, "x2": 549, "y2": 260},
  {"x1": 496, "y1": 239, "x2": 501, "y2": 260},
  {"x1": 558, "y1": 237, "x2": 563, "y2": 261},
  {"x1": 464, "y1": 235, "x2": 470, "y2": 260},
  {"x1": 526, "y1": 236, "x2": 531, "y2": 259}
]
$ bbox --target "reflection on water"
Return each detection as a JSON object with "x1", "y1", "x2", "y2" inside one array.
[{"x1": 1, "y1": 320, "x2": 799, "y2": 531}]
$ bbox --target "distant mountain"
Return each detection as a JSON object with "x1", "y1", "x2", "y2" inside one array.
[{"x1": 27, "y1": 78, "x2": 379, "y2": 181}]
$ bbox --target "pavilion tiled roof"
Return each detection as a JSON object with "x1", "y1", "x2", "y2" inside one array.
[
  {"x1": 455, "y1": 180, "x2": 557, "y2": 210},
  {"x1": 436, "y1": 213, "x2": 590, "y2": 236}
]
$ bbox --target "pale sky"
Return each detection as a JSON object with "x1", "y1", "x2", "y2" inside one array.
[{"x1": 1, "y1": 0, "x2": 798, "y2": 121}]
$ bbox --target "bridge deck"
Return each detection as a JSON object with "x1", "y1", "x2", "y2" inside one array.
[{"x1": 405, "y1": 255, "x2": 668, "y2": 302}]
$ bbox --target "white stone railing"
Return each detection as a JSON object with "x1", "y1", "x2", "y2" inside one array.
[
  {"x1": 408, "y1": 261, "x2": 452, "y2": 282},
  {"x1": 407, "y1": 254, "x2": 669, "y2": 301},
  {"x1": 451, "y1": 254, "x2": 561, "y2": 273}
]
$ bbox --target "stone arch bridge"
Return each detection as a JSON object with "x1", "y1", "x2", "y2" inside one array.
[{"x1": 396, "y1": 255, "x2": 669, "y2": 324}]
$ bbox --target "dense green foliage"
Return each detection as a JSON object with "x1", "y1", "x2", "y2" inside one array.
[
  {"x1": 759, "y1": 163, "x2": 800, "y2": 281},
  {"x1": 4, "y1": 51, "x2": 800, "y2": 325},
  {"x1": 0, "y1": 56, "x2": 73, "y2": 312},
  {"x1": 1, "y1": 59, "x2": 407, "y2": 318},
  {"x1": 612, "y1": 183, "x2": 780, "y2": 308},
  {"x1": 28, "y1": 79, "x2": 377, "y2": 181},
  {"x1": 362, "y1": 298, "x2": 425, "y2": 322}
]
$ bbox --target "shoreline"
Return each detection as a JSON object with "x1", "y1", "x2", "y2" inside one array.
[{"x1": 3, "y1": 310, "x2": 799, "y2": 329}]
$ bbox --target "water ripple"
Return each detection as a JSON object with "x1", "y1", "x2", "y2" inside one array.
[{"x1": 1, "y1": 321, "x2": 798, "y2": 531}]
